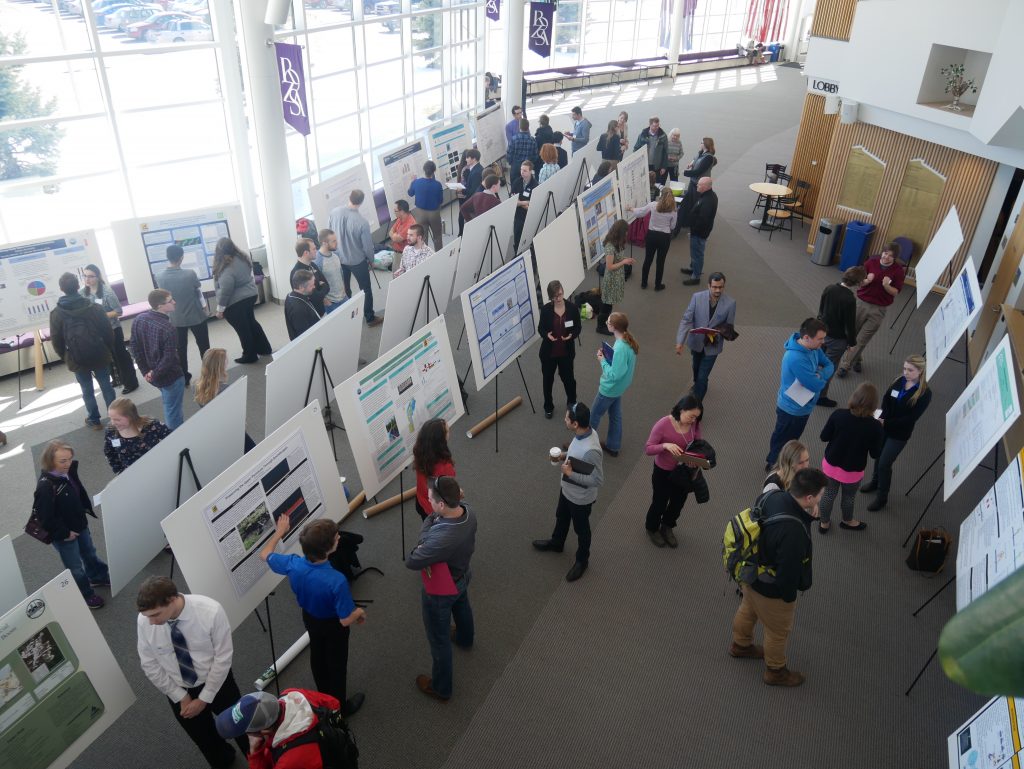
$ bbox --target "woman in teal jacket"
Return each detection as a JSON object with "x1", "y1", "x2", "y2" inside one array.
[{"x1": 590, "y1": 312, "x2": 639, "y2": 457}]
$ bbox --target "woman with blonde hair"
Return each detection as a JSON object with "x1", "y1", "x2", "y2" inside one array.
[
  {"x1": 590, "y1": 312, "x2": 639, "y2": 457},
  {"x1": 194, "y1": 348, "x2": 256, "y2": 451},
  {"x1": 763, "y1": 440, "x2": 810, "y2": 493},
  {"x1": 629, "y1": 186, "x2": 678, "y2": 290},
  {"x1": 861, "y1": 354, "x2": 932, "y2": 511},
  {"x1": 817, "y1": 382, "x2": 884, "y2": 532},
  {"x1": 103, "y1": 398, "x2": 171, "y2": 474}
]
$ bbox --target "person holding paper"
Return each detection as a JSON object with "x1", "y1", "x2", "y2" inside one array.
[
  {"x1": 817, "y1": 382, "x2": 884, "y2": 533},
  {"x1": 861, "y1": 355, "x2": 932, "y2": 512},
  {"x1": 157, "y1": 246, "x2": 210, "y2": 385},
  {"x1": 405, "y1": 476, "x2": 477, "y2": 701},
  {"x1": 837, "y1": 242, "x2": 905, "y2": 378},
  {"x1": 816, "y1": 266, "x2": 866, "y2": 407},
  {"x1": 590, "y1": 312, "x2": 639, "y2": 457},
  {"x1": 533, "y1": 402, "x2": 605, "y2": 582},
  {"x1": 412, "y1": 418, "x2": 456, "y2": 519},
  {"x1": 538, "y1": 280, "x2": 581, "y2": 419},
  {"x1": 675, "y1": 271, "x2": 736, "y2": 400},
  {"x1": 643, "y1": 394, "x2": 703, "y2": 548},
  {"x1": 764, "y1": 318, "x2": 832, "y2": 470},
  {"x1": 565, "y1": 106, "x2": 592, "y2": 154}
]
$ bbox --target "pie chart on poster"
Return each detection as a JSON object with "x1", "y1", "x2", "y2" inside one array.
[{"x1": 27, "y1": 281, "x2": 46, "y2": 296}]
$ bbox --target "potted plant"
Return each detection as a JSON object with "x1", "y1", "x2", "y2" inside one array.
[{"x1": 940, "y1": 63, "x2": 977, "y2": 111}]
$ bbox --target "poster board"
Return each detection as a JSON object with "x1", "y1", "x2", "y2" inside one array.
[
  {"x1": 517, "y1": 161, "x2": 579, "y2": 255},
  {"x1": 474, "y1": 104, "x2": 507, "y2": 167},
  {"x1": 926, "y1": 256, "x2": 982, "y2": 377},
  {"x1": 616, "y1": 148, "x2": 650, "y2": 223},
  {"x1": 0, "y1": 231, "x2": 99, "y2": 337},
  {"x1": 161, "y1": 402, "x2": 343, "y2": 630},
  {"x1": 461, "y1": 251, "x2": 541, "y2": 391},
  {"x1": 945, "y1": 335, "x2": 1022, "y2": 501},
  {"x1": 334, "y1": 315, "x2": 465, "y2": 499},
  {"x1": 0, "y1": 571, "x2": 135, "y2": 769},
  {"x1": 915, "y1": 207, "x2": 965, "y2": 308},
  {"x1": 533, "y1": 207, "x2": 585, "y2": 299},
  {"x1": 379, "y1": 140, "x2": 431, "y2": 214},
  {"x1": 946, "y1": 695, "x2": 1024, "y2": 769},
  {"x1": 264, "y1": 292, "x2": 365, "y2": 436},
  {"x1": 576, "y1": 174, "x2": 623, "y2": 270},
  {"x1": 378, "y1": 239, "x2": 461, "y2": 357},
  {"x1": 112, "y1": 204, "x2": 247, "y2": 303},
  {"x1": 0, "y1": 536, "x2": 27, "y2": 618},
  {"x1": 837, "y1": 145, "x2": 884, "y2": 216},
  {"x1": 309, "y1": 163, "x2": 380, "y2": 233},
  {"x1": 450, "y1": 194, "x2": 518, "y2": 300},
  {"x1": 556, "y1": 141, "x2": 593, "y2": 212},
  {"x1": 426, "y1": 120, "x2": 473, "y2": 184},
  {"x1": 101, "y1": 377, "x2": 249, "y2": 596},
  {"x1": 888, "y1": 158, "x2": 947, "y2": 264}
]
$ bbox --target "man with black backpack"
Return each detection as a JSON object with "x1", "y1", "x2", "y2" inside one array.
[
  {"x1": 729, "y1": 468, "x2": 826, "y2": 688},
  {"x1": 50, "y1": 271, "x2": 116, "y2": 430}
]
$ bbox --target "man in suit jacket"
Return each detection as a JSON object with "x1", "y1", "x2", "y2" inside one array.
[{"x1": 675, "y1": 272, "x2": 736, "y2": 401}]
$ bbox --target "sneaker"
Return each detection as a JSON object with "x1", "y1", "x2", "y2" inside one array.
[
  {"x1": 647, "y1": 529, "x2": 666, "y2": 548},
  {"x1": 660, "y1": 525, "x2": 678, "y2": 548},
  {"x1": 852, "y1": 360, "x2": 862, "y2": 373},
  {"x1": 866, "y1": 497, "x2": 887, "y2": 512},
  {"x1": 729, "y1": 642, "x2": 765, "y2": 659},
  {"x1": 85, "y1": 595, "x2": 105, "y2": 610},
  {"x1": 860, "y1": 481, "x2": 878, "y2": 494},
  {"x1": 84, "y1": 419, "x2": 103, "y2": 431},
  {"x1": 89, "y1": 578, "x2": 111, "y2": 588},
  {"x1": 544, "y1": 409, "x2": 553, "y2": 419},
  {"x1": 764, "y1": 666, "x2": 804, "y2": 687},
  {"x1": 815, "y1": 397, "x2": 837, "y2": 408}
]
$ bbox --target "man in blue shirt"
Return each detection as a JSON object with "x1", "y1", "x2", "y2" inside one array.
[
  {"x1": 260, "y1": 514, "x2": 366, "y2": 716},
  {"x1": 407, "y1": 160, "x2": 445, "y2": 250}
]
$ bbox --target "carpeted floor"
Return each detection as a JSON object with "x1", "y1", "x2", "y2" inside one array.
[{"x1": 1, "y1": 63, "x2": 990, "y2": 768}]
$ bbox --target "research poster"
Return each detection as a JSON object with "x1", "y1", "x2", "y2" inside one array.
[
  {"x1": 474, "y1": 104, "x2": 507, "y2": 167},
  {"x1": 427, "y1": 120, "x2": 473, "y2": 184},
  {"x1": 947, "y1": 696, "x2": 1024, "y2": 769},
  {"x1": 926, "y1": 256, "x2": 982, "y2": 377},
  {"x1": 0, "y1": 571, "x2": 134, "y2": 769},
  {"x1": 0, "y1": 231, "x2": 99, "y2": 337},
  {"x1": 139, "y1": 208, "x2": 232, "y2": 284},
  {"x1": 461, "y1": 252, "x2": 540, "y2": 391},
  {"x1": 945, "y1": 335, "x2": 1022, "y2": 501},
  {"x1": 616, "y1": 149, "x2": 650, "y2": 223},
  {"x1": 916, "y1": 206, "x2": 964, "y2": 307},
  {"x1": 576, "y1": 174, "x2": 623, "y2": 269},
  {"x1": 335, "y1": 315, "x2": 465, "y2": 499},
  {"x1": 309, "y1": 163, "x2": 380, "y2": 233},
  {"x1": 380, "y1": 140, "x2": 431, "y2": 214}
]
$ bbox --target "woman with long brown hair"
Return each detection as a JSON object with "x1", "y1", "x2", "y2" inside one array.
[
  {"x1": 213, "y1": 237, "x2": 272, "y2": 364},
  {"x1": 597, "y1": 120, "x2": 623, "y2": 162},
  {"x1": 596, "y1": 220, "x2": 634, "y2": 335},
  {"x1": 103, "y1": 398, "x2": 171, "y2": 474},
  {"x1": 81, "y1": 263, "x2": 139, "y2": 394},
  {"x1": 590, "y1": 312, "x2": 639, "y2": 457},
  {"x1": 412, "y1": 418, "x2": 456, "y2": 520}
]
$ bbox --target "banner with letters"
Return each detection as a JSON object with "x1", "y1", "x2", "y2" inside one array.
[
  {"x1": 486, "y1": 0, "x2": 499, "y2": 21},
  {"x1": 528, "y1": 1, "x2": 553, "y2": 57},
  {"x1": 274, "y1": 42, "x2": 310, "y2": 136}
]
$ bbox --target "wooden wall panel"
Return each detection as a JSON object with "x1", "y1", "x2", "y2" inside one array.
[
  {"x1": 789, "y1": 93, "x2": 838, "y2": 220},
  {"x1": 809, "y1": 122, "x2": 998, "y2": 289},
  {"x1": 809, "y1": 0, "x2": 858, "y2": 41}
]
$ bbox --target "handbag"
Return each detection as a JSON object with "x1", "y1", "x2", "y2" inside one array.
[
  {"x1": 905, "y1": 528, "x2": 952, "y2": 573},
  {"x1": 25, "y1": 477, "x2": 55, "y2": 545}
]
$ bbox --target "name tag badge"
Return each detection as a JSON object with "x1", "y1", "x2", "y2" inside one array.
[
  {"x1": 94, "y1": 298, "x2": 103, "y2": 305},
  {"x1": 890, "y1": 390, "x2": 900, "y2": 399},
  {"x1": 111, "y1": 439, "x2": 121, "y2": 448},
  {"x1": 564, "y1": 320, "x2": 574, "y2": 328},
  {"x1": 523, "y1": 190, "x2": 531, "y2": 198}
]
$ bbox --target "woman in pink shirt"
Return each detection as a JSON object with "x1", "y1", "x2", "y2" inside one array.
[{"x1": 644, "y1": 394, "x2": 702, "y2": 548}]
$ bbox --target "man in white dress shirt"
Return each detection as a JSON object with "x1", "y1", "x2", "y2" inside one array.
[{"x1": 136, "y1": 576, "x2": 247, "y2": 769}]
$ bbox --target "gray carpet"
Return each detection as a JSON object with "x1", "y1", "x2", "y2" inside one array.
[{"x1": 2, "y1": 64, "x2": 990, "y2": 768}]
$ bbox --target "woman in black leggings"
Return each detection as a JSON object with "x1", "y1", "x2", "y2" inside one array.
[{"x1": 213, "y1": 238, "x2": 272, "y2": 364}]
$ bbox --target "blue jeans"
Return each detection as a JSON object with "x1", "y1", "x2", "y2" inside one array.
[
  {"x1": 323, "y1": 300, "x2": 342, "y2": 314},
  {"x1": 160, "y1": 375, "x2": 186, "y2": 430},
  {"x1": 690, "y1": 350, "x2": 718, "y2": 401},
  {"x1": 421, "y1": 574, "x2": 474, "y2": 699},
  {"x1": 765, "y1": 408, "x2": 810, "y2": 466},
  {"x1": 341, "y1": 260, "x2": 376, "y2": 322},
  {"x1": 75, "y1": 367, "x2": 116, "y2": 425},
  {"x1": 52, "y1": 525, "x2": 109, "y2": 599},
  {"x1": 870, "y1": 436, "x2": 908, "y2": 497},
  {"x1": 689, "y1": 235, "x2": 707, "y2": 279},
  {"x1": 590, "y1": 391, "x2": 623, "y2": 452}
]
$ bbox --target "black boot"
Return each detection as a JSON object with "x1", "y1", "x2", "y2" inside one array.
[{"x1": 866, "y1": 496, "x2": 887, "y2": 512}]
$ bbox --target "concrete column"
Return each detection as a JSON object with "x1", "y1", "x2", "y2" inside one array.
[
  {"x1": 666, "y1": 0, "x2": 686, "y2": 76},
  {"x1": 506, "y1": 0, "x2": 525, "y2": 115}
]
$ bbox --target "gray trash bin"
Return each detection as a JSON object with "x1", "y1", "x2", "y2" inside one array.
[{"x1": 812, "y1": 219, "x2": 839, "y2": 266}]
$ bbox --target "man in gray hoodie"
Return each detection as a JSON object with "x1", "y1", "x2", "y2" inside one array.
[
  {"x1": 156, "y1": 245, "x2": 209, "y2": 385},
  {"x1": 327, "y1": 189, "x2": 382, "y2": 327}
]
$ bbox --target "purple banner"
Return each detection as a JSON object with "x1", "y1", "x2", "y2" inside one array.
[
  {"x1": 274, "y1": 42, "x2": 310, "y2": 136},
  {"x1": 528, "y1": 2, "x2": 554, "y2": 57},
  {"x1": 486, "y1": 0, "x2": 499, "y2": 21}
]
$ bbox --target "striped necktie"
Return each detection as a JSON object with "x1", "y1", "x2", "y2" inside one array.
[{"x1": 166, "y1": 619, "x2": 198, "y2": 686}]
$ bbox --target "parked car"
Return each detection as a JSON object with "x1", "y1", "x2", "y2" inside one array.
[
  {"x1": 95, "y1": 0, "x2": 150, "y2": 26},
  {"x1": 109, "y1": 4, "x2": 163, "y2": 31},
  {"x1": 145, "y1": 19, "x2": 212, "y2": 43},
  {"x1": 125, "y1": 11, "x2": 194, "y2": 38}
]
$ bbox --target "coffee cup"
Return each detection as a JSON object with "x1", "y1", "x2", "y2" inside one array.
[{"x1": 549, "y1": 447, "x2": 562, "y2": 465}]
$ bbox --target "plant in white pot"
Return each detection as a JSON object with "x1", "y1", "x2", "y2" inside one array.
[{"x1": 940, "y1": 63, "x2": 977, "y2": 111}]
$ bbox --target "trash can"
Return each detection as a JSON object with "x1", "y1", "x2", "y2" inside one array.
[
  {"x1": 767, "y1": 43, "x2": 783, "y2": 62},
  {"x1": 839, "y1": 220, "x2": 877, "y2": 270},
  {"x1": 811, "y1": 219, "x2": 842, "y2": 266}
]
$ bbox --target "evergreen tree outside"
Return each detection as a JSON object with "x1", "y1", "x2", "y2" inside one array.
[{"x1": 0, "y1": 31, "x2": 63, "y2": 181}]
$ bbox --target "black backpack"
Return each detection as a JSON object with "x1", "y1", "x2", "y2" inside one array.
[
  {"x1": 270, "y1": 705, "x2": 359, "y2": 769},
  {"x1": 62, "y1": 309, "x2": 108, "y2": 366}
]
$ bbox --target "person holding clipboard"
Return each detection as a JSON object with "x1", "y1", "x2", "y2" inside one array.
[{"x1": 675, "y1": 272, "x2": 736, "y2": 401}]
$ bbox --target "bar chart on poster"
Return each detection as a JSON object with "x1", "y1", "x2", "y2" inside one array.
[
  {"x1": 427, "y1": 120, "x2": 473, "y2": 184},
  {"x1": 380, "y1": 140, "x2": 431, "y2": 213}
]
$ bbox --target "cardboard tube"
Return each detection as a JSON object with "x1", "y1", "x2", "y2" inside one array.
[
  {"x1": 363, "y1": 488, "x2": 416, "y2": 518},
  {"x1": 254, "y1": 632, "x2": 309, "y2": 690},
  {"x1": 33, "y1": 331, "x2": 44, "y2": 390},
  {"x1": 467, "y1": 396, "x2": 523, "y2": 438},
  {"x1": 347, "y1": 490, "x2": 366, "y2": 514}
]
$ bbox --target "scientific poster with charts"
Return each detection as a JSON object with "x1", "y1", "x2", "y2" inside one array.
[
  {"x1": 461, "y1": 252, "x2": 540, "y2": 391},
  {"x1": 203, "y1": 429, "x2": 326, "y2": 598},
  {"x1": 309, "y1": 163, "x2": 380, "y2": 233},
  {"x1": 944, "y1": 335, "x2": 1022, "y2": 501},
  {"x1": 474, "y1": 104, "x2": 507, "y2": 167},
  {"x1": 0, "y1": 230, "x2": 99, "y2": 336},
  {"x1": 139, "y1": 208, "x2": 232, "y2": 283},
  {"x1": 427, "y1": 120, "x2": 473, "y2": 184},
  {"x1": 380, "y1": 140, "x2": 431, "y2": 213},
  {"x1": 335, "y1": 315, "x2": 465, "y2": 499},
  {"x1": 616, "y1": 149, "x2": 650, "y2": 223},
  {"x1": 576, "y1": 174, "x2": 623, "y2": 269},
  {"x1": 946, "y1": 696, "x2": 1024, "y2": 769},
  {"x1": 925, "y1": 256, "x2": 981, "y2": 377}
]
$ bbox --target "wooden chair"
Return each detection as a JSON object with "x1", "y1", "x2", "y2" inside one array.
[
  {"x1": 782, "y1": 180, "x2": 811, "y2": 229},
  {"x1": 766, "y1": 199, "x2": 793, "y2": 241}
]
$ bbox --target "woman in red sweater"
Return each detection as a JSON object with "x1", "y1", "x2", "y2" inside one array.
[
  {"x1": 413, "y1": 418, "x2": 456, "y2": 519},
  {"x1": 643, "y1": 394, "x2": 702, "y2": 548}
]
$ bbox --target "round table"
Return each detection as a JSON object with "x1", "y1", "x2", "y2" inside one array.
[{"x1": 749, "y1": 182, "x2": 793, "y2": 230}]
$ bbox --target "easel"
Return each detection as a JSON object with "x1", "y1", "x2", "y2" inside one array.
[
  {"x1": 568, "y1": 161, "x2": 590, "y2": 205},
  {"x1": 523, "y1": 190, "x2": 559, "y2": 252},
  {"x1": 303, "y1": 347, "x2": 343, "y2": 460},
  {"x1": 9, "y1": 331, "x2": 50, "y2": 410},
  {"x1": 463, "y1": 358, "x2": 536, "y2": 452},
  {"x1": 456, "y1": 224, "x2": 508, "y2": 351},
  {"x1": 903, "y1": 575, "x2": 955, "y2": 696}
]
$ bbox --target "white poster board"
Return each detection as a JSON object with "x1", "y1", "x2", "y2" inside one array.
[
  {"x1": 461, "y1": 251, "x2": 541, "y2": 391},
  {"x1": 451, "y1": 194, "x2": 518, "y2": 300},
  {"x1": 516, "y1": 167, "x2": 569, "y2": 255},
  {"x1": 0, "y1": 536, "x2": 27, "y2": 617},
  {"x1": 915, "y1": 206, "x2": 964, "y2": 308},
  {"x1": 534, "y1": 207, "x2": 585, "y2": 299},
  {"x1": 379, "y1": 140, "x2": 431, "y2": 214},
  {"x1": 925, "y1": 256, "x2": 982, "y2": 377},
  {"x1": 101, "y1": 377, "x2": 249, "y2": 596},
  {"x1": 0, "y1": 231, "x2": 100, "y2": 337},
  {"x1": 378, "y1": 239, "x2": 461, "y2": 357},
  {"x1": 617, "y1": 148, "x2": 650, "y2": 222},
  {"x1": 0, "y1": 571, "x2": 135, "y2": 769},
  {"x1": 945, "y1": 335, "x2": 1022, "y2": 501},
  {"x1": 161, "y1": 402, "x2": 343, "y2": 630},
  {"x1": 556, "y1": 143, "x2": 592, "y2": 212},
  {"x1": 474, "y1": 104, "x2": 507, "y2": 167},
  {"x1": 427, "y1": 120, "x2": 474, "y2": 184},
  {"x1": 112, "y1": 204, "x2": 246, "y2": 303},
  {"x1": 264, "y1": 292, "x2": 365, "y2": 436},
  {"x1": 309, "y1": 163, "x2": 380, "y2": 233},
  {"x1": 334, "y1": 315, "x2": 465, "y2": 499},
  {"x1": 576, "y1": 174, "x2": 623, "y2": 269},
  {"x1": 946, "y1": 696, "x2": 1024, "y2": 769},
  {"x1": 578, "y1": 135, "x2": 603, "y2": 180}
]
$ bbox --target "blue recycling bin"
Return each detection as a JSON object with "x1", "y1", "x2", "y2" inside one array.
[
  {"x1": 767, "y1": 43, "x2": 782, "y2": 62},
  {"x1": 839, "y1": 220, "x2": 876, "y2": 271}
]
